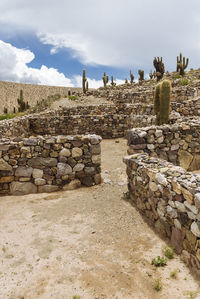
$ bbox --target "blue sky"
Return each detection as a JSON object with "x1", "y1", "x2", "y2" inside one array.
[{"x1": 0, "y1": 0, "x2": 200, "y2": 88}]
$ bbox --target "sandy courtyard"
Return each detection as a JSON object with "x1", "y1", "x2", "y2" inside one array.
[{"x1": 0, "y1": 139, "x2": 200, "y2": 299}]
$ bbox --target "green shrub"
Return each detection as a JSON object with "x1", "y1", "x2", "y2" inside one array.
[
  {"x1": 68, "y1": 95, "x2": 78, "y2": 101},
  {"x1": 180, "y1": 78, "x2": 189, "y2": 86},
  {"x1": 0, "y1": 113, "x2": 16, "y2": 121},
  {"x1": 153, "y1": 278, "x2": 162, "y2": 291},
  {"x1": 162, "y1": 245, "x2": 174, "y2": 259},
  {"x1": 170, "y1": 270, "x2": 178, "y2": 279},
  {"x1": 151, "y1": 256, "x2": 167, "y2": 267}
]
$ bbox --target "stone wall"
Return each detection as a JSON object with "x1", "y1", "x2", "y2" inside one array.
[
  {"x1": 0, "y1": 104, "x2": 154, "y2": 138},
  {"x1": 0, "y1": 80, "x2": 81, "y2": 114},
  {"x1": 127, "y1": 119, "x2": 200, "y2": 171},
  {"x1": 124, "y1": 153, "x2": 200, "y2": 274},
  {"x1": 0, "y1": 134, "x2": 101, "y2": 196},
  {"x1": 92, "y1": 85, "x2": 199, "y2": 104},
  {"x1": 0, "y1": 98, "x2": 199, "y2": 139}
]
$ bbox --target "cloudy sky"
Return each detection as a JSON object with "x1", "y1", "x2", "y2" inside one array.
[{"x1": 0, "y1": 0, "x2": 199, "y2": 88}]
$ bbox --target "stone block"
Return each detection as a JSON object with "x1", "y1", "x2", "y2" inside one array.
[
  {"x1": 10, "y1": 181, "x2": 37, "y2": 195},
  {"x1": 38, "y1": 185, "x2": 59, "y2": 193}
]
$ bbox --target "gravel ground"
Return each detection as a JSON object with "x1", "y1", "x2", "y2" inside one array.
[
  {"x1": 50, "y1": 95, "x2": 111, "y2": 110},
  {"x1": 0, "y1": 139, "x2": 200, "y2": 299}
]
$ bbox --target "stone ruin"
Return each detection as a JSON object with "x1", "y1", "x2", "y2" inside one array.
[{"x1": 0, "y1": 72, "x2": 200, "y2": 274}]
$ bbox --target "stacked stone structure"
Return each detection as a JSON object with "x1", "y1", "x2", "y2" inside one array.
[
  {"x1": 0, "y1": 135, "x2": 101, "y2": 195},
  {"x1": 124, "y1": 119, "x2": 200, "y2": 274}
]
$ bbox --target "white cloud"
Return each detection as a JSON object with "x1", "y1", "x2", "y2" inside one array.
[
  {"x1": 0, "y1": 40, "x2": 119, "y2": 88},
  {"x1": 0, "y1": 0, "x2": 200, "y2": 70},
  {"x1": 0, "y1": 40, "x2": 74, "y2": 86}
]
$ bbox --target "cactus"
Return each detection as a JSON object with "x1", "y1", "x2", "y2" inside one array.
[
  {"x1": 110, "y1": 76, "x2": 116, "y2": 86},
  {"x1": 125, "y1": 78, "x2": 128, "y2": 84},
  {"x1": 177, "y1": 53, "x2": 189, "y2": 76},
  {"x1": 154, "y1": 83, "x2": 161, "y2": 125},
  {"x1": 82, "y1": 70, "x2": 87, "y2": 93},
  {"x1": 138, "y1": 70, "x2": 144, "y2": 81},
  {"x1": 153, "y1": 57, "x2": 165, "y2": 81},
  {"x1": 17, "y1": 90, "x2": 26, "y2": 112},
  {"x1": 26, "y1": 102, "x2": 30, "y2": 110},
  {"x1": 86, "y1": 80, "x2": 89, "y2": 91},
  {"x1": 130, "y1": 70, "x2": 134, "y2": 83},
  {"x1": 102, "y1": 72, "x2": 109, "y2": 87},
  {"x1": 154, "y1": 80, "x2": 171, "y2": 125},
  {"x1": 149, "y1": 70, "x2": 154, "y2": 79}
]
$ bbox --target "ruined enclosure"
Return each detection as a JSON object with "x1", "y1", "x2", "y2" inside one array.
[
  {"x1": 0, "y1": 135, "x2": 102, "y2": 195},
  {"x1": 1, "y1": 74, "x2": 200, "y2": 297},
  {"x1": 124, "y1": 104, "x2": 200, "y2": 275}
]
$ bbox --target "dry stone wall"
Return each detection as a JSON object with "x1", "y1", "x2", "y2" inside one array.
[
  {"x1": 0, "y1": 134, "x2": 101, "y2": 196},
  {"x1": 124, "y1": 153, "x2": 200, "y2": 274},
  {"x1": 92, "y1": 85, "x2": 199, "y2": 104},
  {"x1": 127, "y1": 119, "x2": 200, "y2": 171},
  {"x1": 0, "y1": 80, "x2": 81, "y2": 114},
  {"x1": 1, "y1": 98, "x2": 199, "y2": 139},
  {"x1": 0, "y1": 97, "x2": 199, "y2": 139},
  {"x1": 0, "y1": 104, "x2": 154, "y2": 139}
]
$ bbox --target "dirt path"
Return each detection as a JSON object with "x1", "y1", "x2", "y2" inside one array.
[
  {"x1": 50, "y1": 95, "x2": 111, "y2": 110},
  {"x1": 0, "y1": 139, "x2": 200, "y2": 299}
]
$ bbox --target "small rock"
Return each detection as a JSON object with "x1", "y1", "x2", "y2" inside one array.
[
  {"x1": 155, "y1": 173, "x2": 168, "y2": 186},
  {"x1": 191, "y1": 221, "x2": 200, "y2": 238}
]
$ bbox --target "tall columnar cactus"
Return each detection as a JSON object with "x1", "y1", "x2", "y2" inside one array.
[
  {"x1": 102, "y1": 72, "x2": 109, "y2": 87},
  {"x1": 154, "y1": 80, "x2": 172, "y2": 125},
  {"x1": 153, "y1": 57, "x2": 165, "y2": 81},
  {"x1": 110, "y1": 76, "x2": 116, "y2": 86},
  {"x1": 86, "y1": 80, "x2": 89, "y2": 91},
  {"x1": 130, "y1": 70, "x2": 134, "y2": 83},
  {"x1": 82, "y1": 70, "x2": 87, "y2": 93},
  {"x1": 177, "y1": 53, "x2": 189, "y2": 76},
  {"x1": 154, "y1": 83, "x2": 161, "y2": 125},
  {"x1": 17, "y1": 89, "x2": 26, "y2": 112},
  {"x1": 138, "y1": 70, "x2": 144, "y2": 81}
]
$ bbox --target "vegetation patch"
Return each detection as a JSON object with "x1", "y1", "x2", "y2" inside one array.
[
  {"x1": 170, "y1": 270, "x2": 178, "y2": 279},
  {"x1": 153, "y1": 278, "x2": 162, "y2": 291},
  {"x1": 0, "y1": 112, "x2": 27, "y2": 121},
  {"x1": 68, "y1": 95, "x2": 78, "y2": 101},
  {"x1": 162, "y1": 245, "x2": 174, "y2": 259},
  {"x1": 151, "y1": 256, "x2": 167, "y2": 267},
  {"x1": 179, "y1": 78, "x2": 189, "y2": 86},
  {"x1": 29, "y1": 94, "x2": 61, "y2": 113}
]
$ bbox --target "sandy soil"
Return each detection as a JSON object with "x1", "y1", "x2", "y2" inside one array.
[
  {"x1": 50, "y1": 95, "x2": 111, "y2": 110},
  {"x1": 0, "y1": 139, "x2": 200, "y2": 299}
]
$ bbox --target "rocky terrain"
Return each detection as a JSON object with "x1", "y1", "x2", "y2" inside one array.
[
  {"x1": 1, "y1": 68, "x2": 200, "y2": 298},
  {"x1": 0, "y1": 139, "x2": 200, "y2": 299}
]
